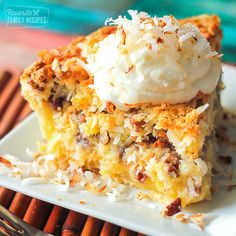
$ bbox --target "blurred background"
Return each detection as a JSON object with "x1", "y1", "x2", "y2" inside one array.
[{"x1": 0, "y1": 0, "x2": 235, "y2": 68}]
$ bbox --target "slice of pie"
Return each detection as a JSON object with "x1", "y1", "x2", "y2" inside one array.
[{"x1": 20, "y1": 11, "x2": 222, "y2": 209}]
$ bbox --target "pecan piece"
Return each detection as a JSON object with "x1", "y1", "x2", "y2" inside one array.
[
  {"x1": 100, "y1": 131, "x2": 110, "y2": 145},
  {"x1": 145, "y1": 134, "x2": 157, "y2": 144},
  {"x1": 153, "y1": 138, "x2": 170, "y2": 148},
  {"x1": 135, "y1": 167, "x2": 147, "y2": 183},
  {"x1": 157, "y1": 37, "x2": 164, "y2": 44},
  {"x1": 106, "y1": 101, "x2": 116, "y2": 113},
  {"x1": 130, "y1": 116, "x2": 146, "y2": 132},
  {"x1": 163, "y1": 198, "x2": 182, "y2": 217},
  {"x1": 155, "y1": 129, "x2": 168, "y2": 139},
  {"x1": 164, "y1": 152, "x2": 181, "y2": 177},
  {"x1": 153, "y1": 129, "x2": 173, "y2": 149}
]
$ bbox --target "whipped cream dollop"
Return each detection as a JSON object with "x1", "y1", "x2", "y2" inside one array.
[{"x1": 86, "y1": 10, "x2": 221, "y2": 110}]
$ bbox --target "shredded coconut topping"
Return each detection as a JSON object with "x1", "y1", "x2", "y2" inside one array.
[
  {"x1": 0, "y1": 154, "x2": 132, "y2": 201},
  {"x1": 85, "y1": 10, "x2": 222, "y2": 110}
]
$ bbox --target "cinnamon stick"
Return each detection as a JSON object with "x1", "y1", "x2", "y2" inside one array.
[
  {"x1": 0, "y1": 87, "x2": 25, "y2": 137},
  {"x1": 62, "y1": 210, "x2": 87, "y2": 236},
  {"x1": 0, "y1": 187, "x2": 15, "y2": 208},
  {"x1": 0, "y1": 70, "x2": 13, "y2": 91},
  {"x1": 100, "y1": 222, "x2": 120, "y2": 236},
  {"x1": 9, "y1": 193, "x2": 32, "y2": 218},
  {"x1": 23, "y1": 198, "x2": 52, "y2": 229},
  {"x1": 44, "y1": 205, "x2": 68, "y2": 235},
  {"x1": 81, "y1": 216, "x2": 103, "y2": 236},
  {"x1": 119, "y1": 228, "x2": 136, "y2": 236},
  {"x1": 0, "y1": 70, "x2": 19, "y2": 118}
]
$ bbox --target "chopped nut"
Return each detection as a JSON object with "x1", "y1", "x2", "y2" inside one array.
[
  {"x1": 79, "y1": 114, "x2": 86, "y2": 124},
  {"x1": 153, "y1": 129, "x2": 174, "y2": 149},
  {"x1": 130, "y1": 115, "x2": 146, "y2": 132},
  {"x1": 156, "y1": 37, "x2": 164, "y2": 44},
  {"x1": 135, "y1": 167, "x2": 147, "y2": 183},
  {"x1": 106, "y1": 101, "x2": 116, "y2": 113},
  {"x1": 136, "y1": 172, "x2": 146, "y2": 183},
  {"x1": 79, "y1": 200, "x2": 86, "y2": 204},
  {"x1": 155, "y1": 129, "x2": 168, "y2": 139},
  {"x1": 164, "y1": 152, "x2": 181, "y2": 177},
  {"x1": 163, "y1": 198, "x2": 182, "y2": 217},
  {"x1": 144, "y1": 134, "x2": 157, "y2": 144},
  {"x1": 218, "y1": 155, "x2": 232, "y2": 165},
  {"x1": 100, "y1": 131, "x2": 110, "y2": 145},
  {"x1": 153, "y1": 138, "x2": 170, "y2": 148}
]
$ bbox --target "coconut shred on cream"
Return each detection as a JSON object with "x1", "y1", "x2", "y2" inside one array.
[{"x1": 85, "y1": 10, "x2": 222, "y2": 110}]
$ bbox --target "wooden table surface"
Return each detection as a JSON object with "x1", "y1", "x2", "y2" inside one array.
[{"x1": 0, "y1": 68, "x2": 144, "y2": 236}]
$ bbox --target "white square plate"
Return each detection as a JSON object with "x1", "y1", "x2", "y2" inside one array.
[{"x1": 0, "y1": 64, "x2": 236, "y2": 236}]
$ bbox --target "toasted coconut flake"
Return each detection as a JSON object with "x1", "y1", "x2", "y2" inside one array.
[
  {"x1": 136, "y1": 191, "x2": 151, "y2": 200},
  {"x1": 158, "y1": 19, "x2": 167, "y2": 28},
  {"x1": 100, "y1": 131, "x2": 110, "y2": 145},
  {"x1": 0, "y1": 156, "x2": 13, "y2": 168},
  {"x1": 121, "y1": 29, "x2": 126, "y2": 45},
  {"x1": 125, "y1": 65, "x2": 134, "y2": 74},
  {"x1": 175, "y1": 213, "x2": 189, "y2": 223},
  {"x1": 195, "y1": 103, "x2": 209, "y2": 114},
  {"x1": 189, "y1": 213, "x2": 206, "y2": 229}
]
